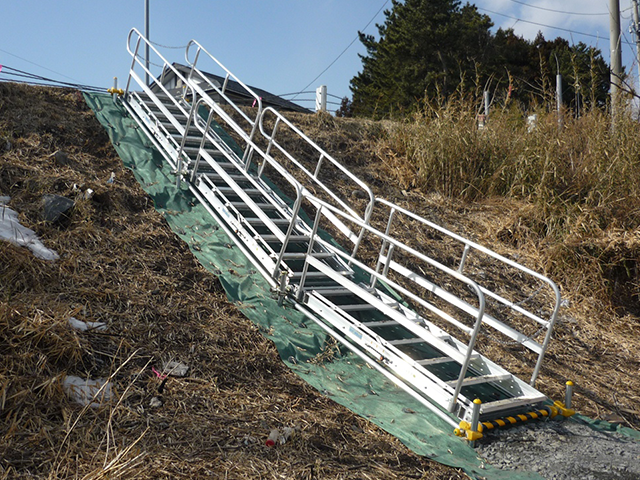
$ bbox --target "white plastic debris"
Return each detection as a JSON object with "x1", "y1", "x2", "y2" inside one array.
[
  {"x1": 63, "y1": 375, "x2": 112, "y2": 407},
  {"x1": 107, "y1": 172, "x2": 115, "y2": 184},
  {"x1": 82, "y1": 188, "x2": 94, "y2": 200},
  {"x1": 0, "y1": 197, "x2": 59, "y2": 260},
  {"x1": 68, "y1": 317, "x2": 107, "y2": 332},
  {"x1": 163, "y1": 360, "x2": 189, "y2": 377}
]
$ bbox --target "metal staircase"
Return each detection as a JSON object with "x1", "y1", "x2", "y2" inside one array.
[{"x1": 121, "y1": 28, "x2": 564, "y2": 432}]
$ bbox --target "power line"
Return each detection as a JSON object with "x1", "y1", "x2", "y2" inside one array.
[
  {"x1": 477, "y1": 6, "x2": 635, "y2": 45},
  {"x1": 293, "y1": 0, "x2": 389, "y2": 100},
  {"x1": 0, "y1": 65, "x2": 104, "y2": 92},
  {"x1": 0, "y1": 47, "x2": 82, "y2": 83},
  {"x1": 504, "y1": 0, "x2": 609, "y2": 16}
]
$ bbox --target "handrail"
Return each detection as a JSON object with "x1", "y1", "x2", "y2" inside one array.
[
  {"x1": 125, "y1": 28, "x2": 196, "y2": 138},
  {"x1": 373, "y1": 198, "x2": 561, "y2": 386},
  {"x1": 185, "y1": 39, "x2": 262, "y2": 166},
  {"x1": 258, "y1": 107, "x2": 376, "y2": 260},
  {"x1": 258, "y1": 107, "x2": 375, "y2": 224},
  {"x1": 296, "y1": 192, "x2": 487, "y2": 412}
]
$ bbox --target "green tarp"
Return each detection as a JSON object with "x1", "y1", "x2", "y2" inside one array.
[{"x1": 85, "y1": 92, "x2": 637, "y2": 479}]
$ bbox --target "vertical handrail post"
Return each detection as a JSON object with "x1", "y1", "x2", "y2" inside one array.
[
  {"x1": 448, "y1": 284, "x2": 486, "y2": 413},
  {"x1": 296, "y1": 206, "x2": 323, "y2": 302}
]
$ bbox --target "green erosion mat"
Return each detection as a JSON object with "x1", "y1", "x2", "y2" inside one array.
[{"x1": 86, "y1": 91, "x2": 565, "y2": 480}]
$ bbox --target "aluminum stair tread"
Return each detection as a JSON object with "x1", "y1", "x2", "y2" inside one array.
[
  {"x1": 336, "y1": 304, "x2": 378, "y2": 312},
  {"x1": 445, "y1": 374, "x2": 513, "y2": 388},
  {"x1": 261, "y1": 234, "x2": 310, "y2": 243},
  {"x1": 281, "y1": 252, "x2": 335, "y2": 260},
  {"x1": 415, "y1": 356, "x2": 456, "y2": 366},
  {"x1": 388, "y1": 338, "x2": 429, "y2": 346},
  {"x1": 361, "y1": 320, "x2": 399, "y2": 328},
  {"x1": 245, "y1": 217, "x2": 290, "y2": 226},
  {"x1": 229, "y1": 201, "x2": 279, "y2": 210},
  {"x1": 218, "y1": 186, "x2": 262, "y2": 196}
]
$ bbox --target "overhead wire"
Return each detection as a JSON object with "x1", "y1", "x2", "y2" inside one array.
[
  {"x1": 0, "y1": 65, "x2": 104, "y2": 92},
  {"x1": 0, "y1": 47, "x2": 82, "y2": 83},
  {"x1": 293, "y1": 0, "x2": 389, "y2": 100},
  {"x1": 477, "y1": 6, "x2": 636, "y2": 45},
  {"x1": 504, "y1": 0, "x2": 609, "y2": 16}
]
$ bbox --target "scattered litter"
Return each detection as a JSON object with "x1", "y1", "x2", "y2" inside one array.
[
  {"x1": 402, "y1": 407, "x2": 416, "y2": 414},
  {"x1": 63, "y1": 375, "x2": 112, "y2": 407},
  {"x1": 163, "y1": 360, "x2": 188, "y2": 377},
  {"x1": 107, "y1": 172, "x2": 115, "y2": 183},
  {"x1": 51, "y1": 150, "x2": 70, "y2": 166},
  {"x1": 242, "y1": 435, "x2": 258, "y2": 445},
  {"x1": 82, "y1": 188, "x2": 94, "y2": 200},
  {"x1": 0, "y1": 198, "x2": 60, "y2": 260},
  {"x1": 265, "y1": 429, "x2": 279, "y2": 446},
  {"x1": 68, "y1": 317, "x2": 107, "y2": 332},
  {"x1": 42, "y1": 194, "x2": 74, "y2": 223},
  {"x1": 287, "y1": 356, "x2": 297, "y2": 365},
  {"x1": 152, "y1": 367, "x2": 167, "y2": 380},
  {"x1": 149, "y1": 396, "x2": 163, "y2": 408},
  {"x1": 265, "y1": 427, "x2": 295, "y2": 447}
]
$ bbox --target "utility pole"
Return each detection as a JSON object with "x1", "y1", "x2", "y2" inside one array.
[
  {"x1": 632, "y1": 0, "x2": 640, "y2": 85},
  {"x1": 609, "y1": 0, "x2": 622, "y2": 111},
  {"x1": 554, "y1": 54, "x2": 562, "y2": 129},
  {"x1": 145, "y1": 0, "x2": 150, "y2": 86}
]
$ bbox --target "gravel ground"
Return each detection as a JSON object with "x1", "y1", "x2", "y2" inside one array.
[{"x1": 477, "y1": 419, "x2": 640, "y2": 479}]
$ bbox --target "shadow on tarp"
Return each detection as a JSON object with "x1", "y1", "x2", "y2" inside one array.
[{"x1": 88, "y1": 91, "x2": 640, "y2": 480}]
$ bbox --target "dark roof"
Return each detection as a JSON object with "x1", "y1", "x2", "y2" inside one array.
[{"x1": 170, "y1": 63, "x2": 311, "y2": 114}]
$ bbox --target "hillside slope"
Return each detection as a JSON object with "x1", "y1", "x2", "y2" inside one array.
[
  {"x1": 0, "y1": 83, "x2": 462, "y2": 479},
  {"x1": 1, "y1": 82, "x2": 639, "y2": 478}
]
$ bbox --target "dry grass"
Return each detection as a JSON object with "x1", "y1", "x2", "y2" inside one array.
[
  {"x1": 3, "y1": 80, "x2": 640, "y2": 479},
  {"x1": 0, "y1": 82, "x2": 465, "y2": 479}
]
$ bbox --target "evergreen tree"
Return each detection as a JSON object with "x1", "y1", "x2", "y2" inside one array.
[
  {"x1": 350, "y1": 0, "x2": 493, "y2": 117},
  {"x1": 349, "y1": 1, "x2": 610, "y2": 118}
]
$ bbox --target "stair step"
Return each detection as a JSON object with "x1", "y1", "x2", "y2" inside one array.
[
  {"x1": 282, "y1": 252, "x2": 335, "y2": 260},
  {"x1": 445, "y1": 374, "x2": 512, "y2": 388},
  {"x1": 245, "y1": 217, "x2": 290, "y2": 226},
  {"x1": 415, "y1": 356, "x2": 455, "y2": 366},
  {"x1": 388, "y1": 338, "x2": 427, "y2": 346},
  {"x1": 291, "y1": 270, "x2": 352, "y2": 280},
  {"x1": 204, "y1": 173, "x2": 252, "y2": 184},
  {"x1": 229, "y1": 201, "x2": 279, "y2": 211},
  {"x1": 307, "y1": 287, "x2": 352, "y2": 296},
  {"x1": 291, "y1": 271, "x2": 337, "y2": 279},
  {"x1": 218, "y1": 186, "x2": 262, "y2": 196},
  {"x1": 362, "y1": 320, "x2": 399, "y2": 328},
  {"x1": 338, "y1": 304, "x2": 378, "y2": 312},
  {"x1": 182, "y1": 145, "x2": 225, "y2": 157},
  {"x1": 261, "y1": 234, "x2": 310, "y2": 243}
]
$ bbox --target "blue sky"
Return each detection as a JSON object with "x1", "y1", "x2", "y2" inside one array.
[{"x1": 0, "y1": 1, "x2": 637, "y2": 112}]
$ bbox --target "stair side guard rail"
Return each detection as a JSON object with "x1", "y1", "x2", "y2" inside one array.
[
  {"x1": 126, "y1": 29, "x2": 195, "y2": 124},
  {"x1": 372, "y1": 198, "x2": 561, "y2": 386},
  {"x1": 297, "y1": 193, "x2": 486, "y2": 413},
  {"x1": 258, "y1": 107, "x2": 375, "y2": 259},
  {"x1": 185, "y1": 40, "x2": 263, "y2": 168},
  {"x1": 179, "y1": 98, "x2": 314, "y2": 284}
]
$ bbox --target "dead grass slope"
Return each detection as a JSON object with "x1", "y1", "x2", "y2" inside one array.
[{"x1": 0, "y1": 83, "x2": 466, "y2": 479}]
